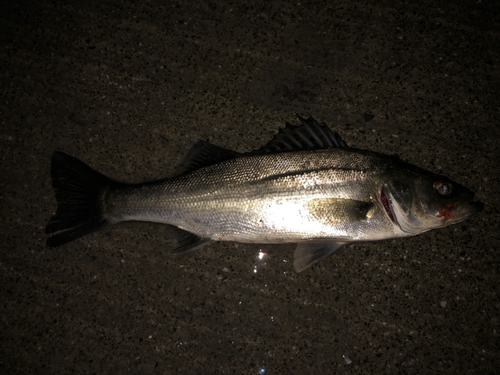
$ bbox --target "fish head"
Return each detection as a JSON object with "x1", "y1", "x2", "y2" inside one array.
[{"x1": 378, "y1": 167, "x2": 483, "y2": 235}]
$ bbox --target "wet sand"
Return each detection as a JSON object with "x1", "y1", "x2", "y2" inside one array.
[{"x1": 2, "y1": 0, "x2": 499, "y2": 373}]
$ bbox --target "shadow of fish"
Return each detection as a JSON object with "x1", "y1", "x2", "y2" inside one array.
[{"x1": 46, "y1": 116, "x2": 483, "y2": 272}]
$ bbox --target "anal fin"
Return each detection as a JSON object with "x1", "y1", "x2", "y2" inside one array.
[{"x1": 171, "y1": 228, "x2": 214, "y2": 254}]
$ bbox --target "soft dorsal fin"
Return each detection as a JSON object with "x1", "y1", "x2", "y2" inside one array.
[
  {"x1": 176, "y1": 116, "x2": 347, "y2": 175},
  {"x1": 253, "y1": 115, "x2": 348, "y2": 154},
  {"x1": 175, "y1": 140, "x2": 240, "y2": 175}
]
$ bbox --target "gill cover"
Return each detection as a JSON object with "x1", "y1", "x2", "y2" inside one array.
[{"x1": 379, "y1": 166, "x2": 481, "y2": 235}]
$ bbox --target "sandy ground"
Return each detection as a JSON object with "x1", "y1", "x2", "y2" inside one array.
[{"x1": 2, "y1": 0, "x2": 499, "y2": 373}]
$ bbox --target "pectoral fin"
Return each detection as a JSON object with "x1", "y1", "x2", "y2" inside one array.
[
  {"x1": 308, "y1": 198, "x2": 373, "y2": 225},
  {"x1": 294, "y1": 242, "x2": 347, "y2": 272}
]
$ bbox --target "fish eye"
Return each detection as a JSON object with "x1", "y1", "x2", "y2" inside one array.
[{"x1": 434, "y1": 181, "x2": 452, "y2": 196}]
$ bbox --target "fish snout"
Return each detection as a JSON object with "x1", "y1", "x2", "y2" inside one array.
[{"x1": 452, "y1": 199, "x2": 484, "y2": 220}]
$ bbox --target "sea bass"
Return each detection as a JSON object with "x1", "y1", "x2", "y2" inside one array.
[{"x1": 46, "y1": 116, "x2": 483, "y2": 272}]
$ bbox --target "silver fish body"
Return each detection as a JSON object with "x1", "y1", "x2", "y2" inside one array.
[
  {"x1": 46, "y1": 116, "x2": 483, "y2": 271},
  {"x1": 106, "y1": 149, "x2": 394, "y2": 242}
]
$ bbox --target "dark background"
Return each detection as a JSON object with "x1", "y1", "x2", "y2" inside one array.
[{"x1": 2, "y1": 0, "x2": 499, "y2": 373}]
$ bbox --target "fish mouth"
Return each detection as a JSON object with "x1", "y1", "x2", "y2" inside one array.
[
  {"x1": 436, "y1": 195, "x2": 483, "y2": 226},
  {"x1": 450, "y1": 200, "x2": 484, "y2": 220}
]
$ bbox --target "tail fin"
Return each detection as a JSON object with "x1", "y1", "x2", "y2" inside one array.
[{"x1": 45, "y1": 152, "x2": 113, "y2": 247}]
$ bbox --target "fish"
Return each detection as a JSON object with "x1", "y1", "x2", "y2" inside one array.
[{"x1": 45, "y1": 116, "x2": 483, "y2": 272}]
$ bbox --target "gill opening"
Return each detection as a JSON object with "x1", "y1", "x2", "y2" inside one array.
[{"x1": 380, "y1": 187, "x2": 395, "y2": 223}]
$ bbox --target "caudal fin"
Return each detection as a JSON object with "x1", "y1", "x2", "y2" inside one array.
[{"x1": 45, "y1": 152, "x2": 113, "y2": 247}]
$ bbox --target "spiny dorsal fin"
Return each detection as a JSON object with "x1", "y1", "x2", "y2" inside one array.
[
  {"x1": 175, "y1": 140, "x2": 240, "y2": 175},
  {"x1": 253, "y1": 115, "x2": 348, "y2": 154},
  {"x1": 177, "y1": 116, "x2": 347, "y2": 174}
]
